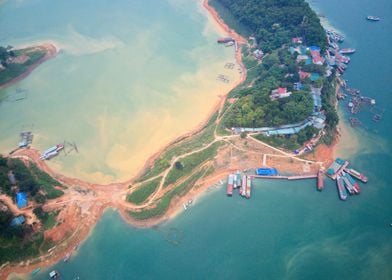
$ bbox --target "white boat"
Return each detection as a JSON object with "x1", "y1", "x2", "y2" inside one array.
[{"x1": 367, "y1": 15, "x2": 380, "y2": 21}]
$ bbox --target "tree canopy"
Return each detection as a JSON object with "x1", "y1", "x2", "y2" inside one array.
[{"x1": 213, "y1": 0, "x2": 327, "y2": 51}]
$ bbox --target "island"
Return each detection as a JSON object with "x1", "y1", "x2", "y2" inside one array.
[{"x1": 0, "y1": 0, "x2": 343, "y2": 278}]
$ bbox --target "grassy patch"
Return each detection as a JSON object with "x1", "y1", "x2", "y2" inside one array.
[
  {"x1": 127, "y1": 177, "x2": 161, "y2": 205},
  {"x1": 30, "y1": 164, "x2": 64, "y2": 199},
  {"x1": 33, "y1": 207, "x2": 60, "y2": 230},
  {"x1": 253, "y1": 134, "x2": 301, "y2": 151},
  {"x1": 163, "y1": 141, "x2": 222, "y2": 187},
  {"x1": 129, "y1": 168, "x2": 210, "y2": 220},
  {"x1": 137, "y1": 112, "x2": 218, "y2": 182}
]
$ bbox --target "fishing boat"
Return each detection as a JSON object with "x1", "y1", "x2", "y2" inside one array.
[
  {"x1": 339, "y1": 48, "x2": 356, "y2": 54},
  {"x1": 366, "y1": 16, "x2": 380, "y2": 21}
]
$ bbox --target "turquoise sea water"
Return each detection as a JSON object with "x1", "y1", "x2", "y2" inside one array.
[{"x1": 5, "y1": 0, "x2": 392, "y2": 279}]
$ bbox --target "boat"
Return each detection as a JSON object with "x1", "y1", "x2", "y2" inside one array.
[
  {"x1": 346, "y1": 173, "x2": 361, "y2": 193},
  {"x1": 336, "y1": 176, "x2": 348, "y2": 201},
  {"x1": 49, "y1": 270, "x2": 60, "y2": 279},
  {"x1": 226, "y1": 174, "x2": 234, "y2": 196},
  {"x1": 344, "y1": 168, "x2": 368, "y2": 183},
  {"x1": 240, "y1": 175, "x2": 247, "y2": 196},
  {"x1": 339, "y1": 48, "x2": 356, "y2": 54},
  {"x1": 40, "y1": 144, "x2": 64, "y2": 160},
  {"x1": 63, "y1": 252, "x2": 71, "y2": 262},
  {"x1": 317, "y1": 169, "x2": 324, "y2": 191},
  {"x1": 183, "y1": 203, "x2": 187, "y2": 210},
  {"x1": 31, "y1": 267, "x2": 41, "y2": 276},
  {"x1": 366, "y1": 16, "x2": 380, "y2": 21},
  {"x1": 217, "y1": 37, "x2": 234, "y2": 44},
  {"x1": 245, "y1": 176, "x2": 251, "y2": 198},
  {"x1": 341, "y1": 172, "x2": 356, "y2": 195}
]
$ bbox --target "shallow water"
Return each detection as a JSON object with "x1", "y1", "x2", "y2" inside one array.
[{"x1": 0, "y1": 0, "x2": 240, "y2": 183}]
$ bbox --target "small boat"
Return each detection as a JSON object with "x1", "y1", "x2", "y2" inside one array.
[
  {"x1": 31, "y1": 267, "x2": 41, "y2": 276},
  {"x1": 49, "y1": 270, "x2": 60, "y2": 279},
  {"x1": 63, "y1": 252, "x2": 71, "y2": 262},
  {"x1": 367, "y1": 16, "x2": 380, "y2": 21},
  {"x1": 339, "y1": 48, "x2": 356, "y2": 54},
  {"x1": 183, "y1": 203, "x2": 187, "y2": 210}
]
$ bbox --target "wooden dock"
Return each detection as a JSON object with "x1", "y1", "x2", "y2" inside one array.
[{"x1": 251, "y1": 174, "x2": 317, "y2": 180}]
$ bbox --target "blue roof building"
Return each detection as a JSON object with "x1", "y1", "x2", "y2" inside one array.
[
  {"x1": 10, "y1": 215, "x2": 25, "y2": 226},
  {"x1": 16, "y1": 192, "x2": 27, "y2": 209}
]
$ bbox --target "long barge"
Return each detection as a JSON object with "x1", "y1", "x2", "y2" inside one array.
[
  {"x1": 317, "y1": 170, "x2": 324, "y2": 191},
  {"x1": 346, "y1": 173, "x2": 361, "y2": 193},
  {"x1": 226, "y1": 174, "x2": 234, "y2": 196},
  {"x1": 336, "y1": 176, "x2": 348, "y2": 200},
  {"x1": 245, "y1": 176, "x2": 251, "y2": 198},
  {"x1": 344, "y1": 168, "x2": 368, "y2": 183}
]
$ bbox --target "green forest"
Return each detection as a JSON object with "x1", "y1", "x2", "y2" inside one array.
[
  {"x1": 210, "y1": 0, "x2": 327, "y2": 52},
  {"x1": 0, "y1": 155, "x2": 64, "y2": 264},
  {"x1": 210, "y1": 0, "x2": 337, "y2": 149}
]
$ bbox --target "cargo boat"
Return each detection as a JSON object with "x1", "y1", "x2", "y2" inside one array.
[
  {"x1": 227, "y1": 174, "x2": 234, "y2": 196},
  {"x1": 40, "y1": 144, "x2": 64, "y2": 160},
  {"x1": 317, "y1": 169, "x2": 324, "y2": 191},
  {"x1": 256, "y1": 168, "x2": 278, "y2": 176},
  {"x1": 336, "y1": 176, "x2": 348, "y2": 200},
  {"x1": 366, "y1": 16, "x2": 380, "y2": 21},
  {"x1": 344, "y1": 168, "x2": 368, "y2": 183},
  {"x1": 341, "y1": 172, "x2": 356, "y2": 195},
  {"x1": 339, "y1": 48, "x2": 356, "y2": 54},
  {"x1": 346, "y1": 173, "x2": 361, "y2": 193},
  {"x1": 240, "y1": 175, "x2": 247, "y2": 196},
  {"x1": 245, "y1": 176, "x2": 251, "y2": 198},
  {"x1": 234, "y1": 172, "x2": 241, "y2": 189}
]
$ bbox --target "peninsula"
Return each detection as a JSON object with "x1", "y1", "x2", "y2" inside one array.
[
  {"x1": 0, "y1": 43, "x2": 58, "y2": 91},
  {"x1": 0, "y1": 0, "x2": 341, "y2": 278}
]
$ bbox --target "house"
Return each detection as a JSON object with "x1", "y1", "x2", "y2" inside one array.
[
  {"x1": 292, "y1": 37, "x2": 303, "y2": 44},
  {"x1": 312, "y1": 55, "x2": 325, "y2": 65},
  {"x1": 294, "y1": 82, "x2": 304, "y2": 90},
  {"x1": 296, "y1": 54, "x2": 309, "y2": 63},
  {"x1": 299, "y1": 70, "x2": 311, "y2": 80},
  {"x1": 310, "y1": 73, "x2": 320, "y2": 81},
  {"x1": 8, "y1": 171, "x2": 16, "y2": 185},
  {"x1": 16, "y1": 192, "x2": 27, "y2": 209},
  {"x1": 10, "y1": 215, "x2": 25, "y2": 226},
  {"x1": 253, "y1": 49, "x2": 264, "y2": 59},
  {"x1": 270, "y1": 87, "x2": 292, "y2": 100}
]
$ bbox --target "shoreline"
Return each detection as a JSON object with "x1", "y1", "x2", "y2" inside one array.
[
  {"x1": 0, "y1": 43, "x2": 59, "y2": 91},
  {"x1": 1, "y1": 1, "x2": 340, "y2": 278}
]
